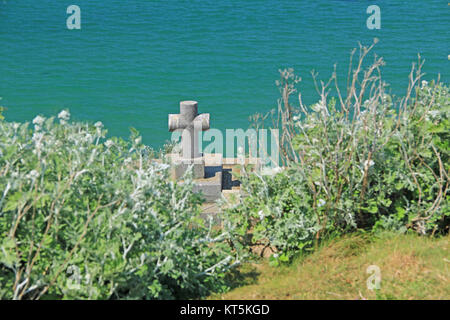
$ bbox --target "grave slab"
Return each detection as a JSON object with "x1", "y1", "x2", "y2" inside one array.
[{"x1": 193, "y1": 153, "x2": 223, "y2": 202}]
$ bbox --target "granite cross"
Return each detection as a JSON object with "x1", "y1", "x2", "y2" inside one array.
[{"x1": 168, "y1": 101, "x2": 210, "y2": 160}]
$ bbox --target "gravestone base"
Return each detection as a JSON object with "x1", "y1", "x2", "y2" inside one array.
[
  {"x1": 167, "y1": 153, "x2": 263, "y2": 213},
  {"x1": 167, "y1": 153, "x2": 224, "y2": 202},
  {"x1": 167, "y1": 153, "x2": 205, "y2": 179},
  {"x1": 199, "y1": 156, "x2": 261, "y2": 217},
  {"x1": 193, "y1": 153, "x2": 223, "y2": 202}
]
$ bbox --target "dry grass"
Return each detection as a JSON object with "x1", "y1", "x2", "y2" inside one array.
[{"x1": 209, "y1": 233, "x2": 449, "y2": 300}]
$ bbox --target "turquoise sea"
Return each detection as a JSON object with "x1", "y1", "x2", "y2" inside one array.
[{"x1": 1, "y1": 1, "x2": 449, "y2": 147}]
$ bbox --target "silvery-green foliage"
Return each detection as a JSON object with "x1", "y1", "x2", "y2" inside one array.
[
  {"x1": 0, "y1": 112, "x2": 240, "y2": 299},
  {"x1": 222, "y1": 169, "x2": 321, "y2": 262},
  {"x1": 224, "y1": 54, "x2": 448, "y2": 261}
]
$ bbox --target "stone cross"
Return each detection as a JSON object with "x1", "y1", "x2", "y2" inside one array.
[{"x1": 168, "y1": 101, "x2": 210, "y2": 160}]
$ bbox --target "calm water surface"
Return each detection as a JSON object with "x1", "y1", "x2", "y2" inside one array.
[{"x1": 0, "y1": 1, "x2": 448, "y2": 147}]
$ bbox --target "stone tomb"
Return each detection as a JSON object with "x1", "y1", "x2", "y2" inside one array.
[{"x1": 167, "y1": 101, "x2": 253, "y2": 203}]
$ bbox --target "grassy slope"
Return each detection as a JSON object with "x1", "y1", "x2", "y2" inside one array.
[{"x1": 210, "y1": 233, "x2": 449, "y2": 300}]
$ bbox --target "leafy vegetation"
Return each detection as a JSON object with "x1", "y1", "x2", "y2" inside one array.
[
  {"x1": 223, "y1": 42, "x2": 449, "y2": 263},
  {"x1": 0, "y1": 102, "x2": 4, "y2": 121},
  {"x1": 0, "y1": 111, "x2": 242, "y2": 299}
]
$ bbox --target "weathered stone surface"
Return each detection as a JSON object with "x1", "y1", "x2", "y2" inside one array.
[
  {"x1": 192, "y1": 153, "x2": 223, "y2": 202},
  {"x1": 167, "y1": 153, "x2": 205, "y2": 179},
  {"x1": 193, "y1": 169, "x2": 222, "y2": 202},
  {"x1": 168, "y1": 100, "x2": 210, "y2": 162}
]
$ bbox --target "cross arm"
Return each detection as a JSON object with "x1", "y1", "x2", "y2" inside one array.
[
  {"x1": 194, "y1": 113, "x2": 210, "y2": 131},
  {"x1": 168, "y1": 114, "x2": 185, "y2": 131},
  {"x1": 168, "y1": 113, "x2": 210, "y2": 132}
]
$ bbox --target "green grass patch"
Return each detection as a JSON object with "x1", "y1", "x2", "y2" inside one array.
[{"x1": 209, "y1": 232, "x2": 449, "y2": 300}]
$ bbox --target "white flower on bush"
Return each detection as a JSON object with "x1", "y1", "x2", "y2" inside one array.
[
  {"x1": 94, "y1": 121, "x2": 104, "y2": 137},
  {"x1": 381, "y1": 94, "x2": 390, "y2": 103},
  {"x1": 58, "y1": 110, "x2": 70, "y2": 124},
  {"x1": 32, "y1": 132, "x2": 44, "y2": 147},
  {"x1": 421, "y1": 80, "x2": 428, "y2": 88},
  {"x1": 261, "y1": 166, "x2": 283, "y2": 176},
  {"x1": 27, "y1": 169, "x2": 40, "y2": 180},
  {"x1": 258, "y1": 210, "x2": 265, "y2": 221},
  {"x1": 156, "y1": 162, "x2": 170, "y2": 171},
  {"x1": 312, "y1": 101, "x2": 327, "y2": 114},
  {"x1": 33, "y1": 115, "x2": 45, "y2": 126},
  {"x1": 426, "y1": 110, "x2": 440, "y2": 121},
  {"x1": 317, "y1": 199, "x2": 326, "y2": 208},
  {"x1": 363, "y1": 160, "x2": 375, "y2": 168},
  {"x1": 134, "y1": 137, "x2": 142, "y2": 145},
  {"x1": 361, "y1": 160, "x2": 375, "y2": 174},
  {"x1": 33, "y1": 115, "x2": 45, "y2": 131},
  {"x1": 273, "y1": 167, "x2": 283, "y2": 174},
  {"x1": 105, "y1": 140, "x2": 114, "y2": 148},
  {"x1": 83, "y1": 133, "x2": 93, "y2": 144}
]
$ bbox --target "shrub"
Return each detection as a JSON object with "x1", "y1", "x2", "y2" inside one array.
[
  {"x1": 0, "y1": 111, "x2": 241, "y2": 299},
  {"x1": 0, "y1": 103, "x2": 4, "y2": 121},
  {"x1": 223, "y1": 42, "x2": 449, "y2": 261}
]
